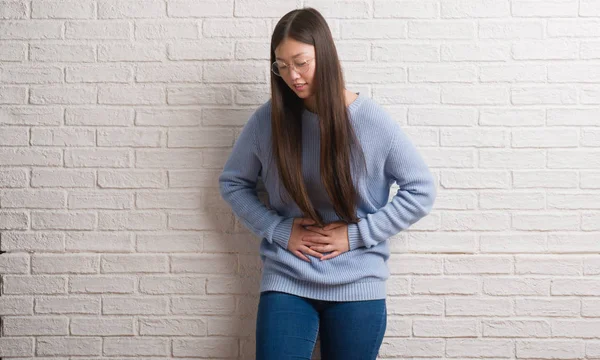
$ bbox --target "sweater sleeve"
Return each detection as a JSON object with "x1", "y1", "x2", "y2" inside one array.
[
  {"x1": 218, "y1": 114, "x2": 293, "y2": 249},
  {"x1": 346, "y1": 122, "x2": 436, "y2": 250}
]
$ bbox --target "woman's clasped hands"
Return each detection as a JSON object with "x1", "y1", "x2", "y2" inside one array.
[{"x1": 287, "y1": 217, "x2": 350, "y2": 262}]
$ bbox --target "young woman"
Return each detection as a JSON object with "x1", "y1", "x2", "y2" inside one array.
[{"x1": 219, "y1": 7, "x2": 436, "y2": 360}]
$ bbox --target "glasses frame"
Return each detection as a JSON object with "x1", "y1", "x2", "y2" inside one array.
[{"x1": 271, "y1": 58, "x2": 314, "y2": 77}]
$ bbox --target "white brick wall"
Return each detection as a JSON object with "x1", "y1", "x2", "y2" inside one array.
[{"x1": 0, "y1": 0, "x2": 599, "y2": 359}]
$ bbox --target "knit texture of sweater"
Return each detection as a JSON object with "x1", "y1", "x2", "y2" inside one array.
[{"x1": 219, "y1": 92, "x2": 436, "y2": 301}]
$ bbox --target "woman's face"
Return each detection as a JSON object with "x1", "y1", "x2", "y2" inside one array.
[{"x1": 274, "y1": 38, "x2": 316, "y2": 100}]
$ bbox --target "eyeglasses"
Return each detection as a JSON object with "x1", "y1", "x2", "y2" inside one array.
[{"x1": 271, "y1": 58, "x2": 313, "y2": 77}]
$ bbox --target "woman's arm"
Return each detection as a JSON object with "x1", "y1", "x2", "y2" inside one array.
[
  {"x1": 346, "y1": 122, "x2": 436, "y2": 250},
  {"x1": 219, "y1": 115, "x2": 293, "y2": 249}
]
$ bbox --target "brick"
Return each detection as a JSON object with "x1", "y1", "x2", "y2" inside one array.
[
  {"x1": 0, "y1": 21, "x2": 62, "y2": 39},
  {"x1": 441, "y1": 0, "x2": 510, "y2": 18},
  {"x1": 66, "y1": 108, "x2": 133, "y2": 126},
  {"x1": 35, "y1": 296, "x2": 100, "y2": 314},
  {"x1": 409, "y1": 64, "x2": 475, "y2": 82},
  {"x1": 548, "y1": 109, "x2": 600, "y2": 126},
  {"x1": 31, "y1": 128, "x2": 95, "y2": 146},
  {"x1": 0, "y1": 148, "x2": 61, "y2": 166},
  {"x1": 516, "y1": 340, "x2": 584, "y2": 359},
  {"x1": 480, "y1": 233, "x2": 546, "y2": 253},
  {"x1": 167, "y1": 86, "x2": 232, "y2": 105},
  {"x1": 168, "y1": 40, "x2": 234, "y2": 60},
  {"x1": 480, "y1": 108, "x2": 545, "y2": 126},
  {"x1": 0, "y1": 211, "x2": 28, "y2": 229},
  {"x1": 37, "y1": 337, "x2": 102, "y2": 356},
  {"x1": 98, "y1": 0, "x2": 166, "y2": 18},
  {"x1": 136, "y1": 64, "x2": 202, "y2": 83},
  {"x1": 512, "y1": 0, "x2": 578, "y2": 17},
  {"x1": 0, "y1": 43, "x2": 27, "y2": 61},
  {"x1": 169, "y1": 0, "x2": 233, "y2": 17},
  {"x1": 0, "y1": 338, "x2": 34, "y2": 357},
  {"x1": 32, "y1": 1, "x2": 94, "y2": 19},
  {"x1": 582, "y1": 128, "x2": 600, "y2": 147},
  {"x1": 135, "y1": 191, "x2": 201, "y2": 209},
  {"x1": 484, "y1": 277, "x2": 550, "y2": 296},
  {"x1": 70, "y1": 276, "x2": 135, "y2": 294},
  {"x1": 0, "y1": 86, "x2": 26, "y2": 104},
  {"x1": 65, "y1": 149, "x2": 130, "y2": 168},
  {"x1": 137, "y1": 233, "x2": 203, "y2": 252},
  {"x1": 99, "y1": 170, "x2": 165, "y2": 189},
  {"x1": 3, "y1": 275, "x2": 66, "y2": 294},
  {"x1": 581, "y1": 0, "x2": 600, "y2": 15},
  {"x1": 65, "y1": 232, "x2": 133, "y2": 252},
  {"x1": 66, "y1": 65, "x2": 133, "y2": 83},
  {"x1": 409, "y1": 108, "x2": 476, "y2": 126},
  {"x1": 441, "y1": 128, "x2": 505, "y2": 147},
  {"x1": 168, "y1": 128, "x2": 233, "y2": 148},
  {"x1": 101, "y1": 254, "x2": 168, "y2": 273},
  {"x1": 32, "y1": 254, "x2": 98, "y2": 274},
  {"x1": 98, "y1": 211, "x2": 166, "y2": 230},
  {"x1": 581, "y1": 42, "x2": 600, "y2": 60},
  {"x1": 139, "y1": 318, "x2": 207, "y2": 335},
  {"x1": 442, "y1": 85, "x2": 508, "y2": 104},
  {"x1": 206, "y1": 276, "x2": 260, "y2": 295},
  {"x1": 409, "y1": 20, "x2": 474, "y2": 39},
  {"x1": 446, "y1": 339, "x2": 513, "y2": 357},
  {"x1": 512, "y1": 40, "x2": 578, "y2": 60},
  {"x1": 103, "y1": 296, "x2": 168, "y2": 315},
  {"x1": 31, "y1": 169, "x2": 95, "y2": 188},
  {"x1": 0, "y1": 66, "x2": 62, "y2": 83},
  {"x1": 413, "y1": 319, "x2": 478, "y2": 337},
  {"x1": 513, "y1": 171, "x2": 578, "y2": 189},
  {"x1": 203, "y1": 19, "x2": 270, "y2": 37},
  {"x1": 1, "y1": 189, "x2": 65, "y2": 208},
  {"x1": 373, "y1": 85, "x2": 440, "y2": 104},
  {"x1": 412, "y1": 277, "x2": 479, "y2": 295},
  {"x1": 136, "y1": 108, "x2": 201, "y2": 126},
  {"x1": 98, "y1": 44, "x2": 165, "y2": 62},
  {"x1": 204, "y1": 62, "x2": 267, "y2": 83},
  {"x1": 0, "y1": 107, "x2": 61, "y2": 126},
  {"x1": 98, "y1": 86, "x2": 166, "y2": 105},
  {"x1": 65, "y1": 20, "x2": 131, "y2": 39},
  {"x1": 548, "y1": 193, "x2": 600, "y2": 210},
  {"x1": 342, "y1": 20, "x2": 408, "y2": 39},
  {"x1": 3, "y1": 316, "x2": 69, "y2": 335},
  {"x1": 0, "y1": 254, "x2": 29, "y2": 274},
  {"x1": 581, "y1": 171, "x2": 600, "y2": 188},
  {"x1": 1, "y1": 232, "x2": 65, "y2": 252},
  {"x1": 0, "y1": 126, "x2": 28, "y2": 144},
  {"x1": 549, "y1": 64, "x2": 600, "y2": 83},
  {"x1": 140, "y1": 275, "x2": 206, "y2": 294},
  {"x1": 518, "y1": 256, "x2": 582, "y2": 276},
  {"x1": 103, "y1": 338, "x2": 170, "y2": 356},
  {"x1": 372, "y1": 43, "x2": 440, "y2": 62},
  {"x1": 549, "y1": 234, "x2": 600, "y2": 253},
  {"x1": 441, "y1": 170, "x2": 509, "y2": 189},
  {"x1": 442, "y1": 43, "x2": 510, "y2": 61},
  {"x1": 480, "y1": 65, "x2": 546, "y2": 82},
  {"x1": 388, "y1": 256, "x2": 442, "y2": 274},
  {"x1": 135, "y1": 20, "x2": 198, "y2": 39},
  {"x1": 434, "y1": 191, "x2": 476, "y2": 210},
  {"x1": 442, "y1": 212, "x2": 510, "y2": 231},
  {"x1": 171, "y1": 254, "x2": 236, "y2": 274},
  {"x1": 447, "y1": 298, "x2": 512, "y2": 316},
  {"x1": 31, "y1": 211, "x2": 95, "y2": 230},
  {"x1": 549, "y1": 150, "x2": 600, "y2": 168},
  {"x1": 0, "y1": 1, "x2": 28, "y2": 19},
  {"x1": 97, "y1": 128, "x2": 162, "y2": 147},
  {"x1": 514, "y1": 86, "x2": 578, "y2": 105},
  {"x1": 479, "y1": 20, "x2": 544, "y2": 39},
  {"x1": 30, "y1": 86, "x2": 96, "y2": 105},
  {"x1": 0, "y1": 297, "x2": 34, "y2": 315},
  {"x1": 374, "y1": 0, "x2": 438, "y2": 18},
  {"x1": 583, "y1": 213, "x2": 600, "y2": 230},
  {"x1": 0, "y1": 169, "x2": 28, "y2": 188},
  {"x1": 173, "y1": 338, "x2": 238, "y2": 358},
  {"x1": 420, "y1": 148, "x2": 473, "y2": 168},
  {"x1": 71, "y1": 317, "x2": 134, "y2": 335},
  {"x1": 512, "y1": 129, "x2": 578, "y2": 148},
  {"x1": 512, "y1": 213, "x2": 579, "y2": 231}
]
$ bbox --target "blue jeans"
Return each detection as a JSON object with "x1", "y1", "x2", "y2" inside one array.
[{"x1": 256, "y1": 291, "x2": 387, "y2": 360}]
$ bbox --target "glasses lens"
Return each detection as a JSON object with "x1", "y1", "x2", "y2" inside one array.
[{"x1": 271, "y1": 62, "x2": 281, "y2": 77}]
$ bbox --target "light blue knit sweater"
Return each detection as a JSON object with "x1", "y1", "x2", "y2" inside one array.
[{"x1": 219, "y1": 92, "x2": 436, "y2": 301}]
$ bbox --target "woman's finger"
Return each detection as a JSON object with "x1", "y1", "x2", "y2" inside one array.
[
  {"x1": 302, "y1": 246, "x2": 324, "y2": 259},
  {"x1": 304, "y1": 226, "x2": 329, "y2": 236},
  {"x1": 302, "y1": 236, "x2": 330, "y2": 244},
  {"x1": 293, "y1": 250, "x2": 311, "y2": 262},
  {"x1": 320, "y1": 251, "x2": 340, "y2": 261}
]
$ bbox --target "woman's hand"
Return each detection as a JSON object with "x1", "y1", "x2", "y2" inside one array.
[
  {"x1": 303, "y1": 221, "x2": 349, "y2": 261},
  {"x1": 287, "y1": 218, "x2": 327, "y2": 262}
]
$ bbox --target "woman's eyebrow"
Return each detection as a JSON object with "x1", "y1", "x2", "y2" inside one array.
[{"x1": 276, "y1": 52, "x2": 308, "y2": 60}]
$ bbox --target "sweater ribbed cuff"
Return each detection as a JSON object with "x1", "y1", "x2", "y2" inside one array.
[
  {"x1": 347, "y1": 223, "x2": 364, "y2": 250},
  {"x1": 272, "y1": 217, "x2": 294, "y2": 249}
]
